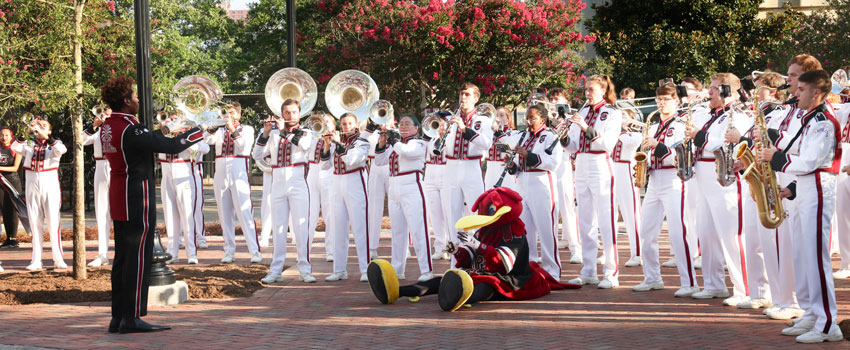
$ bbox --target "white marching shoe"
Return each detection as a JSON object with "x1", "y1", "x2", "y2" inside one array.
[
  {"x1": 691, "y1": 289, "x2": 730, "y2": 299},
  {"x1": 26, "y1": 262, "x2": 43, "y2": 271},
  {"x1": 597, "y1": 277, "x2": 619, "y2": 289},
  {"x1": 693, "y1": 256, "x2": 702, "y2": 269},
  {"x1": 674, "y1": 286, "x2": 700, "y2": 298},
  {"x1": 299, "y1": 273, "x2": 317, "y2": 283},
  {"x1": 661, "y1": 258, "x2": 677, "y2": 268},
  {"x1": 418, "y1": 272, "x2": 434, "y2": 282},
  {"x1": 221, "y1": 255, "x2": 235, "y2": 264},
  {"x1": 54, "y1": 261, "x2": 68, "y2": 269},
  {"x1": 796, "y1": 327, "x2": 844, "y2": 343},
  {"x1": 325, "y1": 272, "x2": 348, "y2": 281},
  {"x1": 624, "y1": 256, "x2": 642, "y2": 267},
  {"x1": 632, "y1": 279, "x2": 664, "y2": 292},
  {"x1": 187, "y1": 255, "x2": 199, "y2": 265},
  {"x1": 722, "y1": 295, "x2": 749, "y2": 307},
  {"x1": 737, "y1": 298, "x2": 772, "y2": 309},
  {"x1": 325, "y1": 255, "x2": 334, "y2": 262},
  {"x1": 369, "y1": 249, "x2": 378, "y2": 260},
  {"x1": 569, "y1": 253, "x2": 582, "y2": 264},
  {"x1": 431, "y1": 251, "x2": 449, "y2": 260},
  {"x1": 261, "y1": 273, "x2": 283, "y2": 284},
  {"x1": 781, "y1": 319, "x2": 814, "y2": 336},
  {"x1": 250, "y1": 252, "x2": 263, "y2": 264},
  {"x1": 0, "y1": 264, "x2": 4, "y2": 272},
  {"x1": 833, "y1": 268, "x2": 850, "y2": 279},
  {"x1": 87, "y1": 255, "x2": 109, "y2": 267},
  {"x1": 767, "y1": 306, "x2": 804, "y2": 320},
  {"x1": 596, "y1": 254, "x2": 605, "y2": 265},
  {"x1": 567, "y1": 275, "x2": 599, "y2": 285},
  {"x1": 397, "y1": 273, "x2": 406, "y2": 281},
  {"x1": 360, "y1": 274, "x2": 369, "y2": 282},
  {"x1": 196, "y1": 240, "x2": 209, "y2": 249}
]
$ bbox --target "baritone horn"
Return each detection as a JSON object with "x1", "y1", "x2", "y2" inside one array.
[
  {"x1": 265, "y1": 67, "x2": 317, "y2": 117},
  {"x1": 301, "y1": 113, "x2": 327, "y2": 137},
  {"x1": 421, "y1": 111, "x2": 445, "y2": 139},
  {"x1": 369, "y1": 99, "x2": 394, "y2": 125},
  {"x1": 324, "y1": 70, "x2": 379, "y2": 121}
]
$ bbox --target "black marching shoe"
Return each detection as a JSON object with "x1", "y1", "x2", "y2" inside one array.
[
  {"x1": 0, "y1": 239, "x2": 18, "y2": 248},
  {"x1": 108, "y1": 317, "x2": 120, "y2": 333},
  {"x1": 438, "y1": 269, "x2": 474, "y2": 312},
  {"x1": 118, "y1": 318, "x2": 171, "y2": 334}
]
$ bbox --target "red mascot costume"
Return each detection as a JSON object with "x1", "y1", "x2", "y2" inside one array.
[{"x1": 368, "y1": 187, "x2": 580, "y2": 311}]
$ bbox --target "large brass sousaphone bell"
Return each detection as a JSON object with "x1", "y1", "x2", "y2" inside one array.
[
  {"x1": 169, "y1": 75, "x2": 228, "y2": 133},
  {"x1": 325, "y1": 70, "x2": 379, "y2": 121},
  {"x1": 265, "y1": 67, "x2": 317, "y2": 117}
]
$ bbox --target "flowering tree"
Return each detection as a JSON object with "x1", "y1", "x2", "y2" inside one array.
[
  {"x1": 764, "y1": 0, "x2": 850, "y2": 73},
  {"x1": 588, "y1": 0, "x2": 802, "y2": 95},
  {"x1": 300, "y1": 0, "x2": 592, "y2": 113}
]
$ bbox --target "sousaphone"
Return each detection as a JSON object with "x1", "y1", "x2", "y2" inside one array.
[
  {"x1": 173, "y1": 75, "x2": 223, "y2": 117},
  {"x1": 265, "y1": 67, "x2": 317, "y2": 117},
  {"x1": 324, "y1": 70, "x2": 379, "y2": 121}
]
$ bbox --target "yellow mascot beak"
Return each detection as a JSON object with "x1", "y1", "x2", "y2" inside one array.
[{"x1": 454, "y1": 206, "x2": 512, "y2": 231}]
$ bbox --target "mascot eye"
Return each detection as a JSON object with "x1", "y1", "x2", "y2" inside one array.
[{"x1": 487, "y1": 204, "x2": 497, "y2": 215}]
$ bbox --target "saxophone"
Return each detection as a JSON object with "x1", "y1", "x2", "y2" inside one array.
[
  {"x1": 632, "y1": 110, "x2": 656, "y2": 189},
  {"x1": 734, "y1": 86, "x2": 785, "y2": 228},
  {"x1": 672, "y1": 100, "x2": 700, "y2": 181},
  {"x1": 713, "y1": 105, "x2": 740, "y2": 187}
]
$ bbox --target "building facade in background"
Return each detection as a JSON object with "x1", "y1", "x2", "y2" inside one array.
[{"x1": 218, "y1": 1, "x2": 249, "y2": 23}]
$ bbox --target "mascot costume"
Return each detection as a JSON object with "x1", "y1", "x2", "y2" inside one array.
[{"x1": 368, "y1": 187, "x2": 580, "y2": 311}]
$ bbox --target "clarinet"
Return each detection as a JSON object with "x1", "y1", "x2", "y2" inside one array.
[
  {"x1": 434, "y1": 105, "x2": 462, "y2": 155},
  {"x1": 544, "y1": 100, "x2": 589, "y2": 155},
  {"x1": 494, "y1": 131, "x2": 527, "y2": 188}
]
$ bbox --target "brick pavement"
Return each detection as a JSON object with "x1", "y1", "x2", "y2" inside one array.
[{"x1": 1, "y1": 225, "x2": 850, "y2": 349}]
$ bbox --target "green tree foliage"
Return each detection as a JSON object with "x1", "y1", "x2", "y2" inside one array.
[{"x1": 588, "y1": 0, "x2": 803, "y2": 95}]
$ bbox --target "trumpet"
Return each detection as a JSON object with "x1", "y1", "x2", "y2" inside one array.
[
  {"x1": 91, "y1": 104, "x2": 108, "y2": 120},
  {"x1": 22, "y1": 112, "x2": 44, "y2": 136}
]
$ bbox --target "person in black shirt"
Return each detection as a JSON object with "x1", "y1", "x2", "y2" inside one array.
[{"x1": 0, "y1": 126, "x2": 22, "y2": 249}]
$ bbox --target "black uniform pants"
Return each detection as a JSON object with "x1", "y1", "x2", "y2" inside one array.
[
  {"x1": 0, "y1": 174, "x2": 21, "y2": 239},
  {"x1": 399, "y1": 277, "x2": 496, "y2": 304},
  {"x1": 111, "y1": 180, "x2": 155, "y2": 320}
]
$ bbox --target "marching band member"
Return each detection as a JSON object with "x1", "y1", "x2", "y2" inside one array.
[
  {"x1": 725, "y1": 71, "x2": 787, "y2": 311},
  {"x1": 548, "y1": 89, "x2": 581, "y2": 264},
  {"x1": 258, "y1": 116, "x2": 277, "y2": 248},
  {"x1": 612, "y1": 110, "x2": 643, "y2": 267},
  {"x1": 423, "y1": 118, "x2": 450, "y2": 260},
  {"x1": 82, "y1": 108, "x2": 112, "y2": 266},
  {"x1": 367, "y1": 120, "x2": 391, "y2": 260},
  {"x1": 100, "y1": 76, "x2": 203, "y2": 333},
  {"x1": 321, "y1": 113, "x2": 373, "y2": 282},
  {"x1": 204, "y1": 102, "x2": 262, "y2": 264},
  {"x1": 632, "y1": 84, "x2": 699, "y2": 297},
  {"x1": 684, "y1": 73, "x2": 752, "y2": 305},
  {"x1": 0, "y1": 126, "x2": 22, "y2": 249},
  {"x1": 435, "y1": 83, "x2": 494, "y2": 256},
  {"x1": 562, "y1": 75, "x2": 623, "y2": 289},
  {"x1": 483, "y1": 106, "x2": 517, "y2": 191},
  {"x1": 758, "y1": 70, "x2": 843, "y2": 343},
  {"x1": 756, "y1": 54, "x2": 821, "y2": 321},
  {"x1": 498, "y1": 105, "x2": 562, "y2": 279},
  {"x1": 373, "y1": 114, "x2": 433, "y2": 281},
  {"x1": 254, "y1": 99, "x2": 315, "y2": 283},
  {"x1": 834, "y1": 101, "x2": 850, "y2": 279},
  {"x1": 13, "y1": 119, "x2": 68, "y2": 271},
  {"x1": 160, "y1": 129, "x2": 209, "y2": 265}
]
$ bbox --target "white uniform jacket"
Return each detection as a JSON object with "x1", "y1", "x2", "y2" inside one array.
[
  {"x1": 320, "y1": 130, "x2": 372, "y2": 174},
  {"x1": 372, "y1": 136, "x2": 428, "y2": 175},
  {"x1": 442, "y1": 109, "x2": 494, "y2": 160},
  {"x1": 564, "y1": 102, "x2": 623, "y2": 155},
  {"x1": 252, "y1": 128, "x2": 313, "y2": 169}
]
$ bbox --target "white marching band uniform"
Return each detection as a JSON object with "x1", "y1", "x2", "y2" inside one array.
[
  {"x1": 205, "y1": 124, "x2": 262, "y2": 261},
  {"x1": 12, "y1": 138, "x2": 67, "y2": 269},
  {"x1": 82, "y1": 125, "x2": 112, "y2": 265},
  {"x1": 424, "y1": 137, "x2": 450, "y2": 258},
  {"x1": 484, "y1": 129, "x2": 517, "y2": 191},
  {"x1": 637, "y1": 116, "x2": 699, "y2": 292},
  {"x1": 373, "y1": 135, "x2": 433, "y2": 280},
  {"x1": 497, "y1": 127, "x2": 562, "y2": 279},
  {"x1": 159, "y1": 141, "x2": 209, "y2": 261},
  {"x1": 554, "y1": 140, "x2": 580, "y2": 262},
  {"x1": 253, "y1": 127, "x2": 314, "y2": 279},
  {"x1": 611, "y1": 129, "x2": 643, "y2": 265},
  {"x1": 565, "y1": 101, "x2": 623, "y2": 286},
  {"x1": 833, "y1": 103, "x2": 850, "y2": 278},
  {"x1": 690, "y1": 104, "x2": 752, "y2": 300},
  {"x1": 308, "y1": 138, "x2": 333, "y2": 261},
  {"x1": 321, "y1": 130, "x2": 372, "y2": 279},
  {"x1": 440, "y1": 110, "x2": 494, "y2": 252},
  {"x1": 258, "y1": 154, "x2": 273, "y2": 248},
  {"x1": 769, "y1": 102, "x2": 842, "y2": 337}
]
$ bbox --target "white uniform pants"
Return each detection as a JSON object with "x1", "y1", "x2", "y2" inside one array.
[
  {"x1": 259, "y1": 171, "x2": 273, "y2": 245},
  {"x1": 307, "y1": 163, "x2": 322, "y2": 236},
  {"x1": 483, "y1": 160, "x2": 517, "y2": 191},
  {"x1": 93, "y1": 160, "x2": 111, "y2": 257},
  {"x1": 444, "y1": 159, "x2": 485, "y2": 249},
  {"x1": 367, "y1": 163, "x2": 389, "y2": 251},
  {"x1": 268, "y1": 165, "x2": 312, "y2": 276},
  {"x1": 742, "y1": 184, "x2": 770, "y2": 300},
  {"x1": 575, "y1": 153, "x2": 618, "y2": 279},
  {"x1": 424, "y1": 164, "x2": 448, "y2": 252},
  {"x1": 192, "y1": 164, "x2": 206, "y2": 245},
  {"x1": 330, "y1": 169, "x2": 370, "y2": 274},
  {"x1": 795, "y1": 172, "x2": 839, "y2": 334},
  {"x1": 694, "y1": 161, "x2": 747, "y2": 296},
  {"x1": 836, "y1": 171, "x2": 850, "y2": 269},
  {"x1": 25, "y1": 171, "x2": 63, "y2": 264},
  {"x1": 684, "y1": 180, "x2": 700, "y2": 258},
  {"x1": 613, "y1": 161, "x2": 641, "y2": 260},
  {"x1": 388, "y1": 173, "x2": 432, "y2": 276},
  {"x1": 765, "y1": 196, "x2": 798, "y2": 308},
  {"x1": 163, "y1": 164, "x2": 198, "y2": 259},
  {"x1": 555, "y1": 157, "x2": 580, "y2": 256},
  {"x1": 213, "y1": 158, "x2": 260, "y2": 256},
  {"x1": 639, "y1": 169, "x2": 698, "y2": 287},
  {"x1": 517, "y1": 171, "x2": 561, "y2": 278},
  {"x1": 318, "y1": 168, "x2": 334, "y2": 259}
]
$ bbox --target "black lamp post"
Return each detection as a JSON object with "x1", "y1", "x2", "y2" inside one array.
[{"x1": 287, "y1": 0, "x2": 296, "y2": 67}]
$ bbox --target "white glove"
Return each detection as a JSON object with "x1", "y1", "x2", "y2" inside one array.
[{"x1": 457, "y1": 231, "x2": 480, "y2": 250}]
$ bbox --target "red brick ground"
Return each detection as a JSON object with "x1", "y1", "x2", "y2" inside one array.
[{"x1": 1, "y1": 228, "x2": 849, "y2": 349}]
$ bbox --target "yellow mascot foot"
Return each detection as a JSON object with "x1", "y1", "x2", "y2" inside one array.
[
  {"x1": 367, "y1": 259, "x2": 399, "y2": 304},
  {"x1": 438, "y1": 269, "x2": 474, "y2": 311}
]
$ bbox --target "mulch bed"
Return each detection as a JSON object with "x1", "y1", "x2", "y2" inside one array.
[{"x1": 0, "y1": 264, "x2": 268, "y2": 305}]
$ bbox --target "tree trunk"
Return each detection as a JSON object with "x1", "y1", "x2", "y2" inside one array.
[{"x1": 72, "y1": 0, "x2": 87, "y2": 280}]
